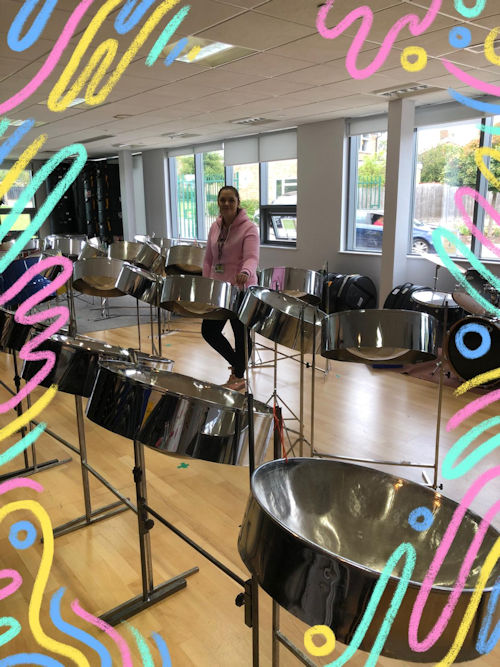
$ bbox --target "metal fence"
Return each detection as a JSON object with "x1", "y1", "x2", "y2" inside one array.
[
  {"x1": 357, "y1": 177, "x2": 383, "y2": 209},
  {"x1": 177, "y1": 175, "x2": 239, "y2": 238}
]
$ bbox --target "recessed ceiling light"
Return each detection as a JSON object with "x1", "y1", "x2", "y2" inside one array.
[
  {"x1": 6, "y1": 118, "x2": 45, "y2": 127},
  {"x1": 164, "y1": 37, "x2": 255, "y2": 67}
]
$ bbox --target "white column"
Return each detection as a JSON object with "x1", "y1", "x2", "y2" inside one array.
[
  {"x1": 379, "y1": 98, "x2": 416, "y2": 306},
  {"x1": 118, "y1": 150, "x2": 136, "y2": 240},
  {"x1": 142, "y1": 149, "x2": 171, "y2": 238}
]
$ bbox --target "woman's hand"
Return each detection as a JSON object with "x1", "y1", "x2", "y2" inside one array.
[{"x1": 235, "y1": 272, "x2": 249, "y2": 287}]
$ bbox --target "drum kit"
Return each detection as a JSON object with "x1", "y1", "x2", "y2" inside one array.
[{"x1": 2, "y1": 237, "x2": 498, "y2": 664}]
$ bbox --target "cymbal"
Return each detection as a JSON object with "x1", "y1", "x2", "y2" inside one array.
[{"x1": 418, "y1": 252, "x2": 466, "y2": 274}]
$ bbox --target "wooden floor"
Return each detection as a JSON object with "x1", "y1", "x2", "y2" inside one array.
[{"x1": 1, "y1": 317, "x2": 498, "y2": 666}]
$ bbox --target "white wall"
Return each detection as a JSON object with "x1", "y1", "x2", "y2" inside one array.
[{"x1": 132, "y1": 154, "x2": 146, "y2": 235}]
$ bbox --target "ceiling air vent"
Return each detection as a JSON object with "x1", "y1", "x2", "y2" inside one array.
[
  {"x1": 371, "y1": 83, "x2": 438, "y2": 98},
  {"x1": 160, "y1": 131, "x2": 199, "y2": 139},
  {"x1": 231, "y1": 117, "x2": 276, "y2": 125},
  {"x1": 83, "y1": 134, "x2": 114, "y2": 144}
]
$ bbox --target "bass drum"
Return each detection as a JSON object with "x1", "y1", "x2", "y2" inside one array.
[{"x1": 446, "y1": 316, "x2": 500, "y2": 386}]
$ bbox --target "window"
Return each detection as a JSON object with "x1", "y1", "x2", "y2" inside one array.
[
  {"x1": 260, "y1": 159, "x2": 297, "y2": 245},
  {"x1": 480, "y1": 115, "x2": 500, "y2": 261},
  {"x1": 412, "y1": 120, "x2": 481, "y2": 256},
  {"x1": 173, "y1": 154, "x2": 196, "y2": 239},
  {"x1": 0, "y1": 166, "x2": 35, "y2": 232},
  {"x1": 226, "y1": 162, "x2": 259, "y2": 226},
  {"x1": 346, "y1": 131, "x2": 387, "y2": 252}
]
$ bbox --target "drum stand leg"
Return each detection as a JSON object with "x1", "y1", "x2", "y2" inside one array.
[
  {"x1": 67, "y1": 276, "x2": 77, "y2": 337},
  {"x1": 157, "y1": 307, "x2": 162, "y2": 356},
  {"x1": 51, "y1": 395, "x2": 132, "y2": 538},
  {"x1": 266, "y1": 341, "x2": 301, "y2": 454},
  {"x1": 0, "y1": 357, "x2": 70, "y2": 482},
  {"x1": 99, "y1": 438, "x2": 198, "y2": 626},
  {"x1": 136, "y1": 298, "x2": 141, "y2": 350}
]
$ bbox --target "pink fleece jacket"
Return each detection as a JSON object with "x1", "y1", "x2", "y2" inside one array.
[{"x1": 203, "y1": 209, "x2": 260, "y2": 286}]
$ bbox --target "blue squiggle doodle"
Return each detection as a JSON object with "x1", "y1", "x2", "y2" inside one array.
[
  {"x1": 477, "y1": 575, "x2": 500, "y2": 654},
  {"x1": 7, "y1": 0, "x2": 59, "y2": 52},
  {"x1": 151, "y1": 632, "x2": 173, "y2": 667},
  {"x1": 448, "y1": 89, "x2": 500, "y2": 116},
  {"x1": 49, "y1": 588, "x2": 112, "y2": 667},
  {"x1": 115, "y1": 0, "x2": 158, "y2": 34},
  {"x1": 0, "y1": 119, "x2": 35, "y2": 166},
  {"x1": 0, "y1": 655, "x2": 64, "y2": 667}
]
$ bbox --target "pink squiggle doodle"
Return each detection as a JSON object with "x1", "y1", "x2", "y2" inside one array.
[
  {"x1": 0, "y1": 256, "x2": 72, "y2": 412},
  {"x1": 455, "y1": 187, "x2": 500, "y2": 259},
  {"x1": 442, "y1": 59, "x2": 500, "y2": 97},
  {"x1": 316, "y1": 0, "x2": 442, "y2": 79},
  {"x1": 0, "y1": 478, "x2": 44, "y2": 495},
  {"x1": 0, "y1": 569, "x2": 23, "y2": 600},
  {"x1": 0, "y1": 0, "x2": 96, "y2": 115},
  {"x1": 71, "y1": 599, "x2": 133, "y2": 667},
  {"x1": 408, "y1": 466, "x2": 500, "y2": 651},
  {"x1": 447, "y1": 389, "x2": 500, "y2": 431}
]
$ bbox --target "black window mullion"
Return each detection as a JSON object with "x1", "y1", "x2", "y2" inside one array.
[{"x1": 471, "y1": 116, "x2": 492, "y2": 257}]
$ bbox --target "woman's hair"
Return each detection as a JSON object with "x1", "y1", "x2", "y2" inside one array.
[{"x1": 217, "y1": 185, "x2": 241, "y2": 206}]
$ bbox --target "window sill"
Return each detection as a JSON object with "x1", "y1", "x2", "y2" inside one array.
[
  {"x1": 260, "y1": 244, "x2": 297, "y2": 250},
  {"x1": 338, "y1": 249, "x2": 382, "y2": 257}
]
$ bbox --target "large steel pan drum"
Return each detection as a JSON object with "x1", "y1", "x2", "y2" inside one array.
[
  {"x1": 238, "y1": 458, "x2": 499, "y2": 662},
  {"x1": 165, "y1": 244, "x2": 204, "y2": 275},
  {"x1": 0, "y1": 307, "x2": 32, "y2": 352},
  {"x1": 78, "y1": 238, "x2": 106, "y2": 261},
  {"x1": 259, "y1": 267, "x2": 323, "y2": 304},
  {"x1": 73, "y1": 257, "x2": 125, "y2": 297},
  {"x1": 116, "y1": 263, "x2": 162, "y2": 306},
  {"x1": 108, "y1": 240, "x2": 164, "y2": 274},
  {"x1": 322, "y1": 309, "x2": 438, "y2": 363},
  {"x1": 21, "y1": 333, "x2": 174, "y2": 397},
  {"x1": 43, "y1": 234, "x2": 87, "y2": 258},
  {"x1": 87, "y1": 362, "x2": 273, "y2": 466},
  {"x1": 238, "y1": 286, "x2": 325, "y2": 353},
  {"x1": 160, "y1": 275, "x2": 239, "y2": 319}
]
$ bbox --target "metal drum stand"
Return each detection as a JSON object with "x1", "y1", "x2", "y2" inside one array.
[{"x1": 316, "y1": 309, "x2": 444, "y2": 489}]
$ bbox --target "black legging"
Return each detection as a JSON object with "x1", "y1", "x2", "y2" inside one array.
[{"x1": 201, "y1": 317, "x2": 252, "y2": 379}]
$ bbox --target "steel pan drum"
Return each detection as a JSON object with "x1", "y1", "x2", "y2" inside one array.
[
  {"x1": 78, "y1": 239, "x2": 106, "y2": 261},
  {"x1": 446, "y1": 316, "x2": 500, "y2": 387},
  {"x1": 160, "y1": 275, "x2": 239, "y2": 319},
  {"x1": 322, "y1": 309, "x2": 438, "y2": 363},
  {"x1": 238, "y1": 458, "x2": 499, "y2": 662},
  {"x1": 43, "y1": 234, "x2": 87, "y2": 258},
  {"x1": 165, "y1": 244, "x2": 204, "y2": 275},
  {"x1": 0, "y1": 307, "x2": 32, "y2": 352},
  {"x1": 86, "y1": 362, "x2": 273, "y2": 466},
  {"x1": 116, "y1": 263, "x2": 162, "y2": 306},
  {"x1": 21, "y1": 333, "x2": 174, "y2": 397},
  {"x1": 259, "y1": 267, "x2": 323, "y2": 304},
  {"x1": 238, "y1": 286, "x2": 325, "y2": 354},
  {"x1": 453, "y1": 269, "x2": 500, "y2": 316},
  {"x1": 73, "y1": 257, "x2": 126, "y2": 297}
]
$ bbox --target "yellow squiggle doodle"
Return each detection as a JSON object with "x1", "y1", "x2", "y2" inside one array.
[
  {"x1": 47, "y1": 0, "x2": 181, "y2": 111},
  {"x1": 0, "y1": 385, "x2": 57, "y2": 441},
  {"x1": 485, "y1": 27, "x2": 500, "y2": 66},
  {"x1": 0, "y1": 135, "x2": 47, "y2": 200},
  {"x1": 475, "y1": 146, "x2": 500, "y2": 190},
  {"x1": 0, "y1": 500, "x2": 90, "y2": 667},
  {"x1": 434, "y1": 537, "x2": 500, "y2": 666},
  {"x1": 454, "y1": 368, "x2": 500, "y2": 396}
]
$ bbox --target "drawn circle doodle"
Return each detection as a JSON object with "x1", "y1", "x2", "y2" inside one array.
[
  {"x1": 9, "y1": 520, "x2": 37, "y2": 550},
  {"x1": 449, "y1": 26, "x2": 472, "y2": 48},
  {"x1": 454, "y1": 0, "x2": 487, "y2": 19},
  {"x1": 401, "y1": 46, "x2": 427, "y2": 72},
  {"x1": 303, "y1": 625, "x2": 336, "y2": 657},
  {"x1": 485, "y1": 27, "x2": 500, "y2": 66},
  {"x1": 455, "y1": 322, "x2": 491, "y2": 359},
  {"x1": 408, "y1": 506, "x2": 434, "y2": 532}
]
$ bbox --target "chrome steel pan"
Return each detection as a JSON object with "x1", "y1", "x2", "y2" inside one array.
[
  {"x1": 452, "y1": 269, "x2": 500, "y2": 316},
  {"x1": 165, "y1": 244, "x2": 204, "y2": 275},
  {"x1": 322, "y1": 309, "x2": 438, "y2": 363},
  {"x1": 78, "y1": 239, "x2": 106, "y2": 260},
  {"x1": 238, "y1": 458, "x2": 499, "y2": 662},
  {"x1": 108, "y1": 241, "x2": 164, "y2": 274},
  {"x1": 160, "y1": 275, "x2": 239, "y2": 319},
  {"x1": 259, "y1": 267, "x2": 323, "y2": 304},
  {"x1": 238, "y1": 286, "x2": 325, "y2": 353},
  {"x1": 43, "y1": 234, "x2": 87, "y2": 258},
  {"x1": 0, "y1": 307, "x2": 32, "y2": 352},
  {"x1": 116, "y1": 263, "x2": 162, "y2": 306},
  {"x1": 86, "y1": 362, "x2": 273, "y2": 466},
  {"x1": 73, "y1": 257, "x2": 125, "y2": 297},
  {"x1": 147, "y1": 237, "x2": 172, "y2": 255},
  {"x1": 21, "y1": 333, "x2": 174, "y2": 397}
]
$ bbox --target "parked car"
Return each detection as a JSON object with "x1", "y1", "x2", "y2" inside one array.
[
  {"x1": 355, "y1": 209, "x2": 436, "y2": 253},
  {"x1": 252, "y1": 192, "x2": 297, "y2": 224}
]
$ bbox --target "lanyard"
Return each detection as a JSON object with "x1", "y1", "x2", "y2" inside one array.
[{"x1": 217, "y1": 222, "x2": 231, "y2": 261}]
